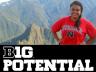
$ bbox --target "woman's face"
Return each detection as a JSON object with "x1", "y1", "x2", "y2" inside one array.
[{"x1": 70, "y1": 5, "x2": 82, "y2": 21}]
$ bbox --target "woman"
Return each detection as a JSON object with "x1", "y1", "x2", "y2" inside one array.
[{"x1": 51, "y1": 1, "x2": 96, "y2": 45}]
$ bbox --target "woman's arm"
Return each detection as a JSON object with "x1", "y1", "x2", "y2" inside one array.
[
  {"x1": 86, "y1": 20, "x2": 96, "y2": 45},
  {"x1": 52, "y1": 32, "x2": 61, "y2": 43},
  {"x1": 51, "y1": 18, "x2": 65, "y2": 44},
  {"x1": 86, "y1": 37, "x2": 96, "y2": 45}
]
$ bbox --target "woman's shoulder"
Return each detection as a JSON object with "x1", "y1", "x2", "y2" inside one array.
[
  {"x1": 62, "y1": 16, "x2": 70, "y2": 19},
  {"x1": 59, "y1": 16, "x2": 70, "y2": 21},
  {"x1": 81, "y1": 17, "x2": 91, "y2": 23},
  {"x1": 81, "y1": 17, "x2": 94, "y2": 26}
]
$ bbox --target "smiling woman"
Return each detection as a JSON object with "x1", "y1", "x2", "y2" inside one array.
[
  {"x1": 51, "y1": 1, "x2": 96, "y2": 45},
  {"x1": 0, "y1": 0, "x2": 10, "y2": 4}
]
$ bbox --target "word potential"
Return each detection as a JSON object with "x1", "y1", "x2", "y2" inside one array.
[{"x1": 3, "y1": 46, "x2": 94, "y2": 71}]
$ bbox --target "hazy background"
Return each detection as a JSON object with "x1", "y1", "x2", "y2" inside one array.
[{"x1": 0, "y1": 0, "x2": 96, "y2": 45}]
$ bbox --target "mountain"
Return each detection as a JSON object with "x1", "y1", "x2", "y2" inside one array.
[
  {"x1": 18, "y1": 24, "x2": 51, "y2": 45},
  {"x1": 0, "y1": 0, "x2": 96, "y2": 45},
  {"x1": 0, "y1": 6, "x2": 26, "y2": 43}
]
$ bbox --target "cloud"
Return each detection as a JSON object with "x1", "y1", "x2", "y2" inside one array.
[{"x1": 0, "y1": 0, "x2": 10, "y2": 4}]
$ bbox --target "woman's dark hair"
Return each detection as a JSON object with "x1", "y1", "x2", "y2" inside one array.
[{"x1": 70, "y1": 1, "x2": 83, "y2": 29}]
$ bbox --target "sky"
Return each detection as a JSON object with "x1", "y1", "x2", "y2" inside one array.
[{"x1": 0, "y1": 0, "x2": 10, "y2": 4}]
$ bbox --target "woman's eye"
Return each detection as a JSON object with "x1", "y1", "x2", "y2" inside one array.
[
  {"x1": 72, "y1": 9, "x2": 80, "y2": 12},
  {"x1": 76, "y1": 9, "x2": 80, "y2": 11}
]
